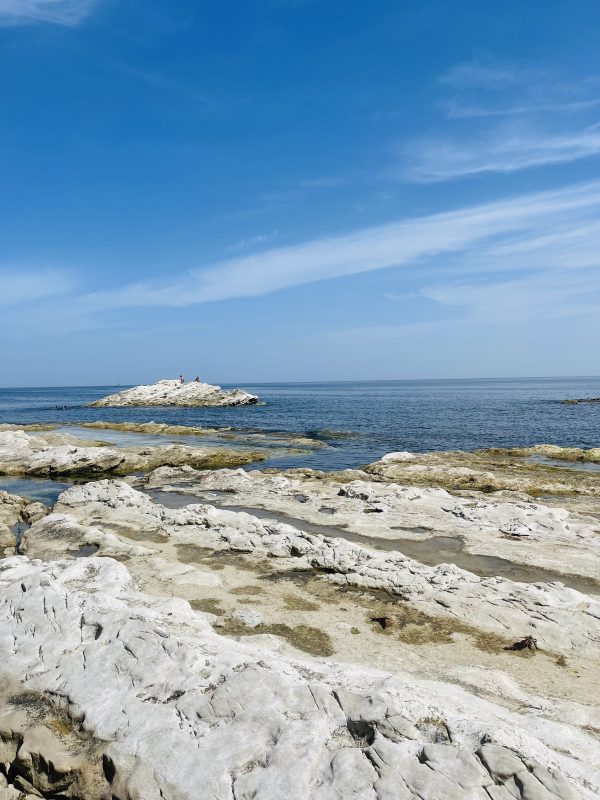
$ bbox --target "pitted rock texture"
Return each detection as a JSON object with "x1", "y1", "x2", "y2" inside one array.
[
  {"x1": 23, "y1": 480, "x2": 600, "y2": 657},
  {"x1": 89, "y1": 379, "x2": 258, "y2": 407},
  {"x1": 0, "y1": 556, "x2": 595, "y2": 800}
]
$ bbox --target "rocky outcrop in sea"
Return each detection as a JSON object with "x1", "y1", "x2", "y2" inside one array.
[{"x1": 89, "y1": 379, "x2": 259, "y2": 407}]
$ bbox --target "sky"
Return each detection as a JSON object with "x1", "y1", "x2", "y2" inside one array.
[{"x1": 1, "y1": 0, "x2": 600, "y2": 385}]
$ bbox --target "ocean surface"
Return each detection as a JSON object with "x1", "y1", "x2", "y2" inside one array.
[{"x1": 1, "y1": 377, "x2": 599, "y2": 472}]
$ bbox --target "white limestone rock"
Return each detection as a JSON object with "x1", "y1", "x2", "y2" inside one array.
[
  {"x1": 144, "y1": 466, "x2": 600, "y2": 585},
  {"x1": 232, "y1": 608, "x2": 264, "y2": 627},
  {"x1": 0, "y1": 555, "x2": 596, "y2": 799},
  {"x1": 89, "y1": 379, "x2": 259, "y2": 407},
  {"x1": 0, "y1": 430, "x2": 263, "y2": 477},
  {"x1": 23, "y1": 479, "x2": 600, "y2": 657}
]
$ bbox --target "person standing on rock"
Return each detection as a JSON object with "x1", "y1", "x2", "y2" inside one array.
[{"x1": 180, "y1": 374, "x2": 185, "y2": 383}]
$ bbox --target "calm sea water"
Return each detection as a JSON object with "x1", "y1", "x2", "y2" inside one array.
[{"x1": 1, "y1": 378, "x2": 599, "y2": 471}]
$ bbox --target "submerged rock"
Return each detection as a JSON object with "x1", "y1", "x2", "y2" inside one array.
[{"x1": 89, "y1": 378, "x2": 259, "y2": 407}]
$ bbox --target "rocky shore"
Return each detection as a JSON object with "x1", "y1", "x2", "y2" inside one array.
[
  {"x1": 0, "y1": 431, "x2": 598, "y2": 799},
  {"x1": 89, "y1": 379, "x2": 259, "y2": 407}
]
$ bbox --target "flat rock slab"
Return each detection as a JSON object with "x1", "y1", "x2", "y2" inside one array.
[{"x1": 89, "y1": 379, "x2": 259, "y2": 407}]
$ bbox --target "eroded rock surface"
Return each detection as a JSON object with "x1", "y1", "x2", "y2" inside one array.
[
  {"x1": 0, "y1": 491, "x2": 46, "y2": 557},
  {"x1": 143, "y1": 466, "x2": 600, "y2": 586},
  {"x1": 22, "y1": 480, "x2": 600, "y2": 657},
  {"x1": 364, "y1": 448, "x2": 600, "y2": 495},
  {"x1": 0, "y1": 430, "x2": 264, "y2": 477},
  {"x1": 0, "y1": 555, "x2": 596, "y2": 800},
  {"x1": 0, "y1": 674, "x2": 109, "y2": 799},
  {"x1": 89, "y1": 379, "x2": 258, "y2": 407}
]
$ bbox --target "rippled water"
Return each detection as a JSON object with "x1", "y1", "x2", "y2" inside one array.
[{"x1": 0, "y1": 378, "x2": 599, "y2": 471}]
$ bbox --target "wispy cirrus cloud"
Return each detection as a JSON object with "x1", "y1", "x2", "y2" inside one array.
[
  {"x1": 443, "y1": 97, "x2": 600, "y2": 120},
  {"x1": 75, "y1": 180, "x2": 600, "y2": 310},
  {"x1": 0, "y1": 0, "x2": 101, "y2": 26},
  {"x1": 394, "y1": 57, "x2": 600, "y2": 183},
  {"x1": 421, "y1": 268, "x2": 600, "y2": 325},
  {"x1": 227, "y1": 230, "x2": 279, "y2": 252},
  {"x1": 401, "y1": 123, "x2": 600, "y2": 182},
  {"x1": 114, "y1": 64, "x2": 251, "y2": 111},
  {"x1": 438, "y1": 59, "x2": 520, "y2": 91},
  {"x1": 0, "y1": 269, "x2": 72, "y2": 306}
]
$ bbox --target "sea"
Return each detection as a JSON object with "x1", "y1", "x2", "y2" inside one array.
[{"x1": 1, "y1": 377, "x2": 599, "y2": 473}]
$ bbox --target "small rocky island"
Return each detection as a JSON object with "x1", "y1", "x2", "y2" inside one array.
[
  {"x1": 90, "y1": 379, "x2": 259, "y2": 408},
  {"x1": 560, "y1": 397, "x2": 600, "y2": 405}
]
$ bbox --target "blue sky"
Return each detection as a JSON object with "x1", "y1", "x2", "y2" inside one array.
[{"x1": 1, "y1": 0, "x2": 600, "y2": 385}]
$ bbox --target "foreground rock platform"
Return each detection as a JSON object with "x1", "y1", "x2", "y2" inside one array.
[
  {"x1": 0, "y1": 555, "x2": 596, "y2": 799},
  {"x1": 89, "y1": 379, "x2": 259, "y2": 407},
  {"x1": 2, "y1": 443, "x2": 600, "y2": 799}
]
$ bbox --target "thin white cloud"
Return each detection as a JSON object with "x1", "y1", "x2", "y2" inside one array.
[
  {"x1": 0, "y1": 269, "x2": 72, "y2": 306},
  {"x1": 0, "y1": 0, "x2": 100, "y2": 26},
  {"x1": 443, "y1": 97, "x2": 600, "y2": 120},
  {"x1": 402, "y1": 123, "x2": 600, "y2": 182},
  {"x1": 78, "y1": 180, "x2": 600, "y2": 310},
  {"x1": 114, "y1": 64, "x2": 251, "y2": 111},
  {"x1": 115, "y1": 64, "x2": 214, "y2": 105},
  {"x1": 298, "y1": 176, "x2": 347, "y2": 189},
  {"x1": 422, "y1": 269, "x2": 600, "y2": 324},
  {"x1": 439, "y1": 60, "x2": 519, "y2": 91},
  {"x1": 227, "y1": 230, "x2": 279, "y2": 252}
]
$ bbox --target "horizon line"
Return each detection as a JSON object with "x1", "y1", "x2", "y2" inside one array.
[{"x1": 1, "y1": 374, "x2": 599, "y2": 390}]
